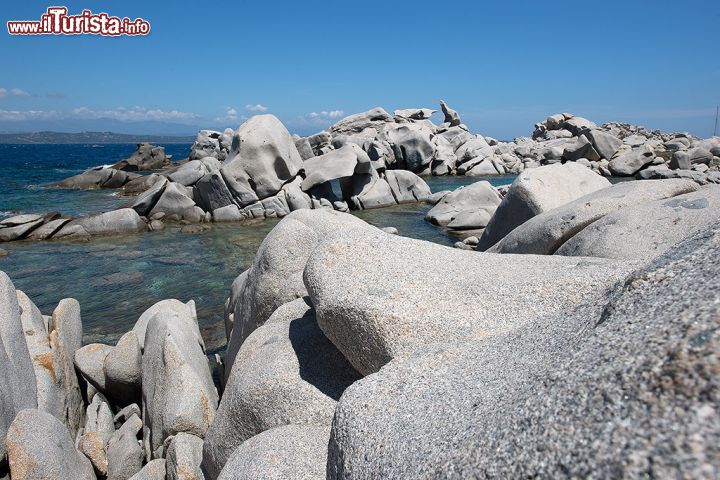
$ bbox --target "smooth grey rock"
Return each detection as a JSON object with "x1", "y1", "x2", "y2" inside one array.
[
  {"x1": 670, "y1": 150, "x2": 692, "y2": 170},
  {"x1": 0, "y1": 214, "x2": 41, "y2": 227},
  {"x1": 301, "y1": 145, "x2": 363, "y2": 191},
  {"x1": 6, "y1": 409, "x2": 95, "y2": 480},
  {"x1": 102, "y1": 169, "x2": 132, "y2": 189},
  {"x1": 65, "y1": 208, "x2": 147, "y2": 237},
  {"x1": 107, "y1": 414, "x2": 143, "y2": 480},
  {"x1": 16, "y1": 290, "x2": 60, "y2": 418},
  {"x1": 104, "y1": 331, "x2": 142, "y2": 407},
  {"x1": 425, "y1": 181, "x2": 502, "y2": 229},
  {"x1": 195, "y1": 171, "x2": 236, "y2": 212},
  {"x1": 124, "y1": 173, "x2": 165, "y2": 195},
  {"x1": 492, "y1": 179, "x2": 699, "y2": 254},
  {"x1": 478, "y1": 163, "x2": 610, "y2": 250},
  {"x1": 128, "y1": 459, "x2": 166, "y2": 480},
  {"x1": 48, "y1": 298, "x2": 85, "y2": 436},
  {"x1": 167, "y1": 160, "x2": 209, "y2": 186},
  {"x1": 130, "y1": 178, "x2": 168, "y2": 217},
  {"x1": 426, "y1": 190, "x2": 450, "y2": 205},
  {"x1": 78, "y1": 431, "x2": 109, "y2": 477},
  {"x1": 204, "y1": 298, "x2": 359, "y2": 477},
  {"x1": 74, "y1": 343, "x2": 113, "y2": 392},
  {"x1": 112, "y1": 143, "x2": 169, "y2": 171},
  {"x1": 224, "y1": 210, "x2": 373, "y2": 379},
  {"x1": 439, "y1": 100, "x2": 461, "y2": 127},
  {"x1": 385, "y1": 170, "x2": 431, "y2": 203},
  {"x1": 142, "y1": 301, "x2": 218, "y2": 459},
  {"x1": 394, "y1": 108, "x2": 436, "y2": 120},
  {"x1": 327, "y1": 222, "x2": 720, "y2": 479},
  {"x1": 0, "y1": 273, "x2": 37, "y2": 408},
  {"x1": 27, "y1": 218, "x2": 70, "y2": 240},
  {"x1": 222, "y1": 115, "x2": 303, "y2": 201},
  {"x1": 166, "y1": 433, "x2": 204, "y2": 480},
  {"x1": 304, "y1": 226, "x2": 627, "y2": 375},
  {"x1": 329, "y1": 108, "x2": 392, "y2": 136},
  {"x1": 586, "y1": 129, "x2": 623, "y2": 160},
  {"x1": 132, "y1": 299, "x2": 197, "y2": 352},
  {"x1": 383, "y1": 124, "x2": 434, "y2": 172},
  {"x1": 54, "y1": 167, "x2": 114, "y2": 189},
  {"x1": 217, "y1": 425, "x2": 329, "y2": 480},
  {"x1": 608, "y1": 148, "x2": 655, "y2": 176},
  {"x1": 0, "y1": 216, "x2": 44, "y2": 241},
  {"x1": 84, "y1": 393, "x2": 115, "y2": 444},
  {"x1": 212, "y1": 204, "x2": 242, "y2": 222},
  {"x1": 556, "y1": 186, "x2": 720, "y2": 262},
  {"x1": 149, "y1": 182, "x2": 205, "y2": 223},
  {"x1": 380, "y1": 227, "x2": 398, "y2": 235},
  {"x1": 114, "y1": 403, "x2": 141, "y2": 427}
]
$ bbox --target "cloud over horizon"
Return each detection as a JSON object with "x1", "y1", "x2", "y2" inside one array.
[
  {"x1": 245, "y1": 104, "x2": 268, "y2": 112},
  {"x1": 0, "y1": 88, "x2": 31, "y2": 98}
]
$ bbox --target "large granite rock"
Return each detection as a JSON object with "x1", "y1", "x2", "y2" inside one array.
[
  {"x1": 6, "y1": 409, "x2": 95, "y2": 480},
  {"x1": 478, "y1": 163, "x2": 611, "y2": 250},
  {"x1": 304, "y1": 226, "x2": 628, "y2": 375},
  {"x1": 224, "y1": 209, "x2": 372, "y2": 379},
  {"x1": 104, "y1": 331, "x2": 142, "y2": 406},
  {"x1": 384, "y1": 170, "x2": 432, "y2": 203},
  {"x1": 556, "y1": 185, "x2": 720, "y2": 262},
  {"x1": 195, "y1": 171, "x2": 236, "y2": 212},
  {"x1": 48, "y1": 298, "x2": 85, "y2": 436},
  {"x1": 217, "y1": 425, "x2": 329, "y2": 480},
  {"x1": 329, "y1": 107, "x2": 393, "y2": 136},
  {"x1": 107, "y1": 414, "x2": 143, "y2": 480},
  {"x1": 165, "y1": 432, "x2": 204, "y2": 480},
  {"x1": 608, "y1": 147, "x2": 656, "y2": 176},
  {"x1": 491, "y1": 179, "x2": 699, "y2": 254},
  {"x1": 221, "y1": 115, "x2": 303, "y2": 202},
  {"x1": 112, "y1": 143, "x2": 169, "y2": 171},
  {"x1": 60, "y1": 208, "x2": 146, "y2": 238},
  {"x1": 167, "y1": 160, "x2": 210, "y2": 186},
  {"x1": 301, "y1": 145, "x2": 367, "y2": 191},
  {"x1": 149, "y1": 182, "x2": 205, "y2": 223},
  {"x1": 203, "y1": 298, "x2": 359, "y2": 478},
  {"x1": 327, "y1": 222, "x2": 720, "y2": 478},
  {"x1": 53, "y1": 167, "x2": 115, "y2": 189},
  {"x1": 425, "y1": 181, "x2": 502, "y2": 230},
  {"x1": 382, "y1": 124, "x2": 434, "y2": 172},
  {"x1": 0, "y1": 215, "x2": 44, "y2": 241},
  {"x1": 141, "y1": 300, "x2": 218, "y2": 459}
]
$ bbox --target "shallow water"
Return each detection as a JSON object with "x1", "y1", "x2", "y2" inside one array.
[{"x1": 0, "y1": 144, "x2": 515, "y2": 348}]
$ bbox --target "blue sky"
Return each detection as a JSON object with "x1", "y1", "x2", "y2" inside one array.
[{"x1": 1, "y1": 0, "x2": 719, "y2": 138}]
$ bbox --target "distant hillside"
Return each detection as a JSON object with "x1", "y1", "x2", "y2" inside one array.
[{"x1": 0, "y1": 131, "x2": 195, "y2": 144}]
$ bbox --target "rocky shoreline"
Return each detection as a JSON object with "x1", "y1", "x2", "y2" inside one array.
[
  {"x1": 1, "y1": 143, "x2": 719, "y2": 478},
  {"x1": 2, "y1": 101, "x2": 719, "y2": 244}
]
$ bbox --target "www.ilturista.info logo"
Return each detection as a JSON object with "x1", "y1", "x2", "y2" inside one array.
[{"x1": 7, "y1": 7, "x2": 150, "y2": 36}]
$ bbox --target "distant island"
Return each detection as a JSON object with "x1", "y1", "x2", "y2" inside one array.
[{"x1": 0, "y1": 131, "x2": 195, "y2": 144}]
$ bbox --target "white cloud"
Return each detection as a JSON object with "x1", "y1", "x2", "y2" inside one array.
[
  {"x1": 308, "y1": 110, "x2": 344, "y2": 119},
  {"x1": 0, "y1": 106, "x2": 198, "y2": 123},
  {"x1": 0, "y1": 87, "x2": 31, "y2": 98},
  {"x1": 245, "y1": 104, "x2": 268, "y2": 112},
  {"x1": 214, "y1": 107, "x2": 246, "y2": 125}
]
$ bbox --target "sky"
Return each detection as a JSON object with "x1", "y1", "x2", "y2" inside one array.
[{"x1": 1, "y1": 0, "x2": 719, "y2": 138}]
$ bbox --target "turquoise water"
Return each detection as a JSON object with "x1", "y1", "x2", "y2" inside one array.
[{"x1": 0, "y1": 144, "x2": 514, "y2": 348}]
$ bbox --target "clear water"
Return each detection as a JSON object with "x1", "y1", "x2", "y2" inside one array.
[{"x1": 0, "y1": 144, "x2": 515, "y2": 349}]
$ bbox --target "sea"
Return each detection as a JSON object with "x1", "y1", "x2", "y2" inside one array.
[{"x1": 0, "y1": 144, "x2": 515, "y2": 350}]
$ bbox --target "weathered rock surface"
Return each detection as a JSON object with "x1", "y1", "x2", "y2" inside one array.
[
  {"x1": 128, "y1": 459, "x2": 166, "y2": 480},
  {"x1": 165, "y1": 432, "x2": 204, "y2": 480},
  {"x1": 224, "y1": 209, "x2": 372, "y2": 378},
  {"x1": 217, "y1": 425, "x2": 329, "y2": 480},
  {"x1": 556, "y1": 185, "x2": 720, "y2": 261},
  {"x1": 141, "y1": 300, "x2": 218, "y2": 459},
  {"x1": 104, "y1": 330, "x2": 142, "y2": 406},
  {"x1": 6, "y1": 409, "x2": 95, "y2": 480},
  {"x1": 221, "y1": 115, "x2": 303, "y2": 202},
  {"x1": 60, "y1": 208, "x2": 147, "y2": 238},
  {"x1": 478, "y1": 163, "x2": 611, "y2": 250},
  {"x1": 491, "y1": 179, "x2": 699, "y2": 254},
  {"x1": 203, "y1": 298, "x2": 359, "y2": 478},
  {"x1": 149, "y1": 182, "x2": 205, "y2": 223},
  {"x1": 425, "y1": 181, "x2": 502, "y2": 230},
  {"x1": 327, "y1": 222, "x2": 720, "y2": 479},
  {"x1": 107, "y1": 414, "x2": 143, "y2": 480},
  {"x1": 304, "y1": 225, "x2": 628, "y2": 375},
  {"x1": 112, "y1": 143, "x2": 169, "y2": 171},
  {"x1": 75, "y1": 343, "x2": 113, "y2": 392}
]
